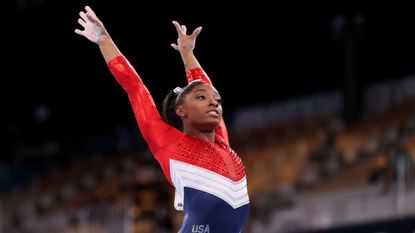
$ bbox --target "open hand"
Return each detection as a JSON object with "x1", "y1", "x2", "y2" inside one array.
[
  {"x1": 74, "y1": 6, "x2": 109, "y2": 44},
  {"x1": 171, "y1": 21, "x2": 202, "y2": 52}
]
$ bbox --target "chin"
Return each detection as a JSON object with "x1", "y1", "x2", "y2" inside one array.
[{"x1": 208, "y1": 119, "x2": 221, "y2": 126}]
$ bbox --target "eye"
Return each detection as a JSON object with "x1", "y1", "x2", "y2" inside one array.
[
  {"x1": 196, "y1": 95, "x2": 206, "y2": 100},
  {"x1": 216, "y1": 99, "x2": 224, "y2": 104}
]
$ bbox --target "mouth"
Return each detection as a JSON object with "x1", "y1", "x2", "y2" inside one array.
[{"x1": 207, "y1": 109, "x2": 220, "y2": 117}]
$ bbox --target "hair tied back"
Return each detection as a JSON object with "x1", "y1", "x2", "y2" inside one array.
[{"x1": 173, "y1": 87, "x2": 183, "y2": 94}]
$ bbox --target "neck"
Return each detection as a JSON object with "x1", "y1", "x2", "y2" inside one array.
[{"x1": 183, "y1": 127, "x2": 215, "y2": 142}]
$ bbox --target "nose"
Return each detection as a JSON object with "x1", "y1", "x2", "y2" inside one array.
[{"x1": 209, "y1": 98, "x2": 219, "y2": 107}]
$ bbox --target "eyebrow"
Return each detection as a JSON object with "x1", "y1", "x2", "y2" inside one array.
[
  {"x1": 194, "y1": 88, "x2": 220, "y2": 96},
  {"x1": 194, "y1": 89, "x2": 208, "y2": 93}
]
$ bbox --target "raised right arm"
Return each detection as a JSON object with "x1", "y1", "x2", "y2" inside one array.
[{"x1": 74, "y1": 6, "x2": 181, "y2": 155}]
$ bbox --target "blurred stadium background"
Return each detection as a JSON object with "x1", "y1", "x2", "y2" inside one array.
[{"x1": 2, "y1": 1, "x2": 415, "y2": 233}]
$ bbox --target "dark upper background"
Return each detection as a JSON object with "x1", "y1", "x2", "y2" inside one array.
[{"x1": 3, "y1": 1, "x2": 415, "y2": 166}]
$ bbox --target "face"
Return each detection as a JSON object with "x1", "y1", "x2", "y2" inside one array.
[{"x1": 176, "y1": 84, "x2": 223, "y2": 131}]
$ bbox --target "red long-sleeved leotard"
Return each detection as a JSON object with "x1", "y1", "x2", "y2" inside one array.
[{"x1": 108, "y1": 55, "x2": 249, "y2": 233}]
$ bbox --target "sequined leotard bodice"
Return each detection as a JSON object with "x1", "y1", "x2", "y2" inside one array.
[{"x1": 108, "y1": 55, "x2": 250, "y2": 233}]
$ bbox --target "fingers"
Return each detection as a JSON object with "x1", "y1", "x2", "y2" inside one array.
[
  {"x1": 79, "y1": 6, "x2": 98, "y2": 24},
  {"x1": 190, "y1": 26, "x2": 202, "y2": 39},
  {"x1": 85, "y1": 6, "x2": 96, "y2": 17},
  {"x1": 172, "y1": 20, "x2": 202, "y2": 38},
  {"x1": 74, "y1": 28, "x2": 85, "y2": 36},
  {"x1": 75, "y1": 6, "x2": 94, "y2": 36},
  {"x1": 79, "y1": 11, "x2": 88, "y2": 22},
  {"x1": 172, "y1": 21, "x2": 185, "y2": 36},
  {"x1": 78, "y1": 18, "x2": 86, "y2": 28},
  {"x1": 75, "y1": 6, "x2": 98, "y2": 38},
  {"x1": 170, "y1": 43, "x2": 179, "y2": 51}
]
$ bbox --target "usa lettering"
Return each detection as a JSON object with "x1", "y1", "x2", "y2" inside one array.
[{"x1": 192, "y1": 224, "x2": 210, "y2": 233}]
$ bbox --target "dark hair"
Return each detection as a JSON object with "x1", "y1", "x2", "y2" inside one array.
[{"x1": 161, "y1": 81, "x2": 205, "y2": 131}]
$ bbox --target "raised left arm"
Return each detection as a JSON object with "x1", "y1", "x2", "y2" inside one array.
[{"x1": 171, "y1": 21, "x2": 229, "y2": 143}]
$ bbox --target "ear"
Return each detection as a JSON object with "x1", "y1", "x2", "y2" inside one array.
[{"x1": 175, "y1": 106, "x2": 187, "y2": 118}]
